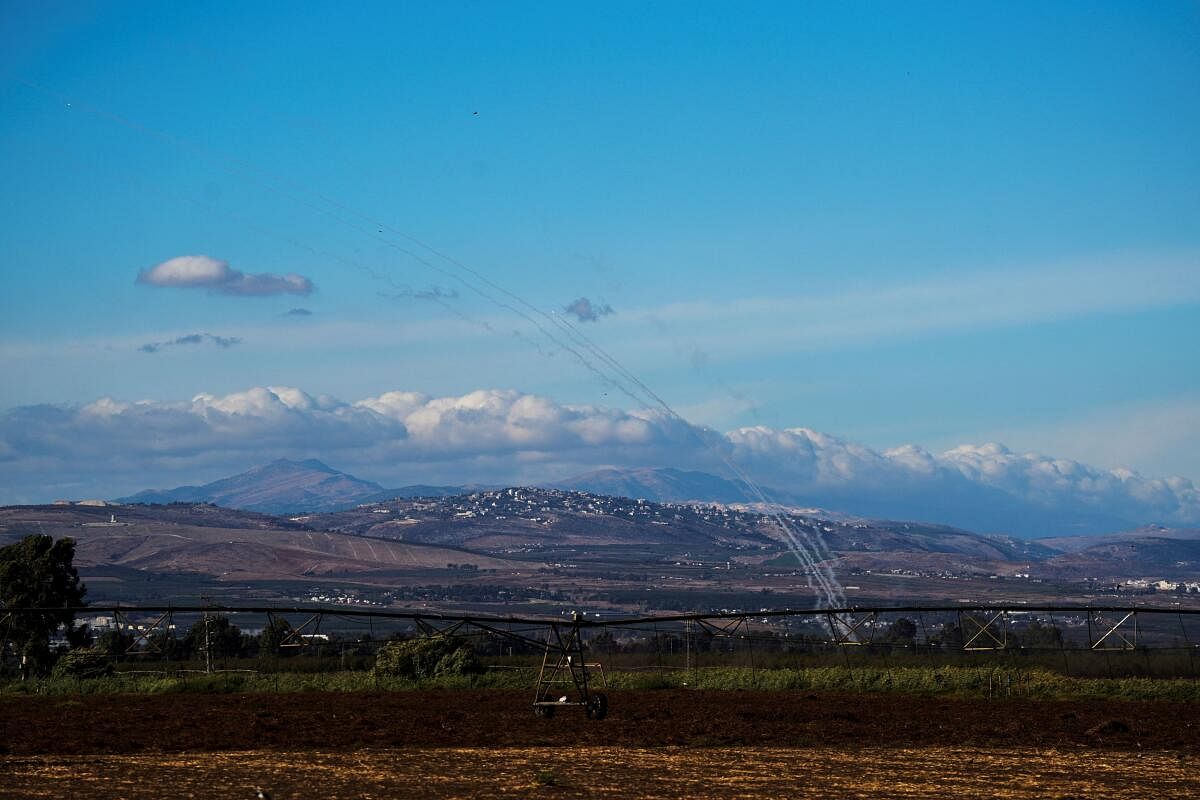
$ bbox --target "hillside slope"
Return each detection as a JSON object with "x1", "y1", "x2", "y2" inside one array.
[{"x1": 119, "y1": 459, "x2": 386, "y2": 513}]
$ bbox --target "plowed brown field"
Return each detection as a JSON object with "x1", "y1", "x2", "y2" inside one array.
[
  {"x1": 3, "y1": 746, "x2": 1198, "y2": 799},
  {"x1": 2, "y1": 690, "x2": 1197, "y2": 798}
]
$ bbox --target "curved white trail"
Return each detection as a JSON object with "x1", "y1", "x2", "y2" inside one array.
[{"x1": 11, "y1": 76, "x2": 845, "y2": 607}]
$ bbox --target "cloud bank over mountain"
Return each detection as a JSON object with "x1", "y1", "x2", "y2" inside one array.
[{"x1": 1, "y1": 386, "x2": 1196, "y2": 536}]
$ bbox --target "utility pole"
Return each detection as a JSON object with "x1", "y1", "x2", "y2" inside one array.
[
  {"x1": 201, "y1": 595, "x2": 213, "y2": 674},
  {"x1": 684, "y1": 619, "x2": 692, "y2": 674}
]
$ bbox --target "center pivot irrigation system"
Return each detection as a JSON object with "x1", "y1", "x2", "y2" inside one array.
[{"x1": 4, "y1": 603, "x2": 1200, "y2": 719}]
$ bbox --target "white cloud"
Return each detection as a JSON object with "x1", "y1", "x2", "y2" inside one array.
[
  {"x1": 357, "y1": 388, "x2": 666, "y2": 456},
  {"x1": 2, "y1": 385, "x2": 1198, "y2": 534},
  {"x1": 137, "y1": 255, "x2": 314, "y2": 297},
  {"x1": 939, "y1": 442, "x2": 1200, "y2": 523},
  {"x1": 724, "y1": 430, "x2": 1200, "y2": 533},
  {"x1": 969, "y1": 395, "x2": 1200, "y2": 481},
  {"x1": 137, "y1": 255, "x2": 232, "y2": 288}
]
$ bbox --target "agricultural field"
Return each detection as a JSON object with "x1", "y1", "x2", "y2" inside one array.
[
  {"x1": 1, "y1": 689, "x2": 1198, "y2": 798},
  {"x1": 4, "y1": 746, "x2": 1197, "y2": 799}
]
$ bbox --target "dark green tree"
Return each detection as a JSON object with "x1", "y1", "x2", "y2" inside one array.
[
  {"x1": 882, "y1": 617, "x2": 917, "y2": 646},
  {"x1": 589, "y1": 629, "x2": 618, "y2": 655},
  {"x1": 931, "y1": 622, "x2": 964, "y2": 650},
  {"x1": 95, "y1": 628, "x2": 136, "y2": 657},
  {"x1": 145, "y1": 630, "x2": 186, "y2": 661},
  {"x1": 372, "y1": 636, "x2": 481, "y2": 679},
  {"x1": 182, "y1": 615, "x2": 246, "y2": 661},
  {"x1": 0, "y1": 535, "x2": 87, "y2": 677},
  {"x1": 51, "y1": 648, "x2": 113, "y2": 680},
  {"x1": 258, "y1": 617, "x2": 294, "y2": 656},
  {"x1": 1016, "y1": 621, "x2": 1064, "y2": 649}
]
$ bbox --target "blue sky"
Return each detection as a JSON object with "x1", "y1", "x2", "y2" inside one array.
[{"x1": 1, "y1": 1, "x2": 1199, "y2": 503}]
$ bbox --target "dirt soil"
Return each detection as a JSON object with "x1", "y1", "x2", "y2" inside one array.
[
  {"x1": 4, "y1": 746, "x2": 1199, "y2": 799},
  {"x1": 1, "y1": 689, "x2": 1197, "y2": 754}
]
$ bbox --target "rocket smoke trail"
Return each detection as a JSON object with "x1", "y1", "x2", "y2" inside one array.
[
  {"x1": 14, "y1": 77, "x2": 847, "y2": 608},
  {"x1": 360, "y1": 217, "x2": 846, "y2": 607}
]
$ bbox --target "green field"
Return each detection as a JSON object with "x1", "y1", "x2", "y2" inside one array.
[{"x1": 6, "y1": 663, "x2": 1200, "y2": 703}]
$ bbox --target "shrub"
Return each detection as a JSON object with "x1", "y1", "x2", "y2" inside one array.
[
  {"x1": 372, "y1": 636, "x2": 482, "y2": 679},
  {"x1": 51, "y1": 648, "x2": 113, "y2": 681}
]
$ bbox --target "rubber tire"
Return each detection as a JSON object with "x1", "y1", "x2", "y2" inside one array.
[
  {"x1": 534, "y1": 704, "x2": 556, "y2": 718},
  {"x1": 586, "y1": 692, "x2": 608, "y2": 720}
]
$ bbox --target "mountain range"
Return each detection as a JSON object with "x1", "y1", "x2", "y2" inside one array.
[
  {"x1": 118, "y1": 459, "x2": 1151, "y2": 538},
  {"x1": 548, "y1": 467, "x2": 753, "y2": 504},
  {"x1": 560, "y1": 465, "x2": 1144, "y2": 539},
  {"x1": 10, "y1": 486, "x2": 1199, "y2": 612},
  {"x1": 118, "y1": 459, "x2": 480, "y2": 514},
  {"x1": 121, "y1": 460, "x2": 761, "y2": 516},
  {"x1": 9, "y1": 460, "x2": 1198, "y2": 613}
]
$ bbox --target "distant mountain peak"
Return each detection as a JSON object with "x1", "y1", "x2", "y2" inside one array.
[
  {"x1": 551, "y1": 466, "x2": 752, "y2": 504},
  {"x1": 260, "y1": 458, "x2": 336, "y2": 473},
  {"x1": 118, "y1": 459, "x2": 383, "y2": 514},
  {"x1": 550, "y1": 465, "x2": 1142, "y2": 539}
]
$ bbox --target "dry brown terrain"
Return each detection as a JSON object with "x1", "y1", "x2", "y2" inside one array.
[
  {"x1": 3, "y1": 745, "x2": 1197, "y2": 799},
  {"x1": 0, "y1": 505, "x2": 528, "y2": 581},
  {"x1": 1, "y1": 689, "x2": 1198, "y2": 797},
  {"x1": 7, "y1": 503, "x2": 1200, "y2": 611},
  {"x1": 3, "y1": 689, "x2": 1197, "y2": 753}
]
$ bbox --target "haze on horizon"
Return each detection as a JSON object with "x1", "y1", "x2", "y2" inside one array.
[{"x1": 1, "y1": 3, "x2": 1198, "y2": 534}]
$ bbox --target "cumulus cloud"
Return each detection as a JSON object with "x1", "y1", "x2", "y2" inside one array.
[
  {"x1": 137, "y1": 255, "x2": 314, "y2": 297},
  {"x1": 724, "y1": 428, "x2": 1200, "y2": 535},
  {"x1": 1, "y1": 386, "x2": 1197, "y2": 534},
  {"x1": 0, "y1": 388, "x2": 702, "y2": 504},
  {"x1": 138, "y1": 333, "x2": 242, "y2": 354},
  {"x1": 563, "y1": 297, "x2": 614, "y2": 322},
  {"x1": 137, "y1": 255, "x2": 230, "y2": 288}
]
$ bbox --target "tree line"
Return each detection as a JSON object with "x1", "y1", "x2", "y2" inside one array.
[{"x1": 0, "y1": 534, "x2": 350, "y2": 677}]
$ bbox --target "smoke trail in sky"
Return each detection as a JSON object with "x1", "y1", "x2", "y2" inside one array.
[
  {"x1": 546, "y1": 312, "x2": 844, "y2": 605},
  {"x1": 349, "y1": 206, "x2": 845, "y2": 606},
  {"x1": 12, "y1": 77, "x2": 846, "y2": 608}
]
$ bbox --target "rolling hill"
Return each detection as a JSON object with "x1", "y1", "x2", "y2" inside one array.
[
  {"x1": 116, "y1": 460, "x2": 1153, "y2": 539},
  {"x1": 0, "y1": 502, "x2": 525, "y2": 583},
  {"x1": 117, "y1": 459, "x2": 481, "y2": 514},
  {"x1": 117, "y1": 459, "x2": 387, "y2": 514},
  {"x1": 6, "y1": 488, "x2": 1200, "y2": 612}
]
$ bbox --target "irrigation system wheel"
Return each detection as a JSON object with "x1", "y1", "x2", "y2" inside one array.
[{"x1": 586, "y1": 692, "x2": 608, "y2": 720}]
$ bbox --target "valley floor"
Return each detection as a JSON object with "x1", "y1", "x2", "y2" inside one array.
[
  {"x1": 4, "y1": 745, "x2": 1197, "y2": 799},
  {"x1": 2, "y1": 689, "x2": 1198, "y2": 797}
]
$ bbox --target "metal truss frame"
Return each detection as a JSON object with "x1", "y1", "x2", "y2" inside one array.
[
  {"x1": 5, "y1": 603, "x2": 1197, "y2": 655},
  {"x1": 9, "y1": 603, "x2": 1189, "y2": 631},
  {"x1": 531, "y1": 613, "x2": 607, "y2": 719},
  {"x1": 959, "y1": 609, "x2": 1007, "y2": 651},
  {"x1": 112, "y1": 609, "x2": 175, "y2": 656},
  {"x1": 268, "y1": 611, "x2": 325, "y2": 650},
  {"x1": 695, "y1": 616, "x2": 747, "y2": 639},
  {"x1": 1088, "y1": 609, "x2": 1138, "y2": 651},
  {"x1": 825, "y1": 610, "x2": 877, "y2": 645},
  {"x1": 3, "y1": 603, "x2": 1197, "y2": 699}
]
